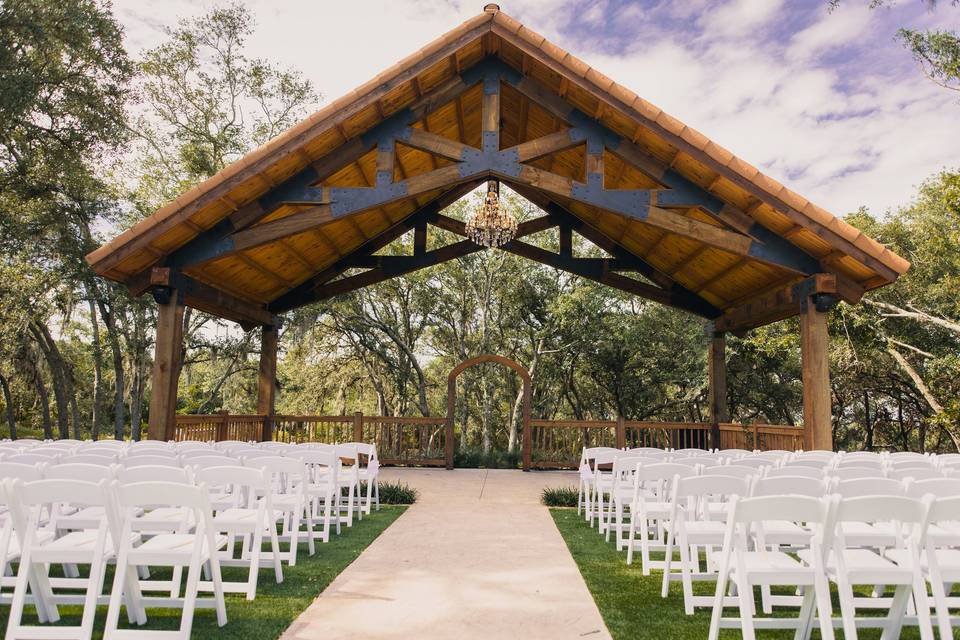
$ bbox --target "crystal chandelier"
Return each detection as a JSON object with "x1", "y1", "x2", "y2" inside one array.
[{"x1": 465, "y1": 180, "x2": 517, "y2": 248}]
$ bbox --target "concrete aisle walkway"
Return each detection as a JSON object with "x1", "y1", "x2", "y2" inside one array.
[{"x1": 282, "y1": 468, "x2": 611, "y2": 640}]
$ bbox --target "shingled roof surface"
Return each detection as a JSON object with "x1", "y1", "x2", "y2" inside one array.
[{"x1": 87, "y1": 5, "x2": 908, "y2": 325}]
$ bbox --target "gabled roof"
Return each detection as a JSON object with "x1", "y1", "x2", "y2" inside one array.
[{"x1": 86, "y1": 4, "x2": 908, "y2": 330}]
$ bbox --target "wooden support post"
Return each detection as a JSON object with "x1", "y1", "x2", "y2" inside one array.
[
  {"x1": 616, "y1": 415, "x2": 626, "y2": 450},
  {"x1": 800, "y1": 297, "x2": 833, "y2": 451},
  {"x1": 353, "y1": 411, "x2": 363, "y2": 442},
  {"x1": 708, "y1": 331, "x2": 729, "y2": 450},
  {"x1": 258, "y1": 324, "x2": 278, "y2": 441},
  {"x1": 148, "y1": 288, "x2": 184, "y2": 441}
]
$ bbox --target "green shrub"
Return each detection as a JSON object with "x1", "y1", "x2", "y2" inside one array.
[
  {"x1": 453, "y1": 446, "x2": 521, "y2": 469},
  {"x1": 362, "y1": 480, "x2": 418, "y2": 504},
  {"x1": 541, "y1": 485, "x2": 580, "y2": 507}
]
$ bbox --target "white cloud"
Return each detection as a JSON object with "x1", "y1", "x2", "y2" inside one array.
[
  {"x1": 697, "y1": 0, "x2": 786, "y2": 38},
  {"x1": 786, "y1": 3, "x2": 873, "y2": 62}
]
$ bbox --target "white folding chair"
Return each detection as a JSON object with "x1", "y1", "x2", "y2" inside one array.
[
  {"x1": 810, "y1": 495, "x2": 935, "y2": 640},
  {"x1": 334, "y1": 444, "x2": 361, "y2": 525},
  {"x1": 350, "y1": 442, "x2": 380, "y2": 514},
  {"x1": 104, "y1": 481, "x2": 228, "y2": 639},
  {"x1": 709, "y1": 494, "x2": 836, "y2": 640},
  {"x1": 896, "y1": 496, "x2": 960, "y2": 640},
  {"x1": 587, "y1": 448, "x2": 620, "y2": 532},
  {"x1": 287, "y1": 449, "x2": 339, "y2": 543},
  {"x1": 607, "y1": 455, "x2": 656, "y2": 549},
  {"x1": 4, "y1": 477, "x2": 146, "y2": 640},
  {"x1": 702, "y1": 465, "x2": 759, "y2": 481},
  {"x1": 242, "y1": 456, "x2": 316, "y2": 564},
  {"x1": 626, "y1": 462, "x2": 699, "y2": 572},
  {"x1": 662, "y1": 474, "x2": 749, "y2": 614},
  {"x1": 193, "y1": 465, "x2": 283, "y2": 600}
]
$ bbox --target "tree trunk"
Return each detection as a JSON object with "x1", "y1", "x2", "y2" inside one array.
[
  {"x1": 863, "y1": 390, "x2": 873, "y2": 451},
  {"x1": 87, "y1": 295, "x2": 105, "y2": 439},
  {"x1": 35, "y1": 369, "x2": 53, "y2": 440},
  {"x1": 29, "y1": 322, "x2": 71, "y2": 439},
  {"x1": 0, "y1": 371, "x2": 16, "y2": 439},
  {"x1": 97, "y1": 299, "x2": 126, "y2": 440}
]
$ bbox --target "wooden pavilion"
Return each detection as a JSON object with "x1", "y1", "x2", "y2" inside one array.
[{"x1": 86, "y1": 4, "x2": 908, "y2": 452}]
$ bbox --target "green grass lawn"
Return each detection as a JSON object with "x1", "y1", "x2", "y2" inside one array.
[
  {"x1": 1, "y1": 505, "x2": 406, "y2": 639},
  {"x1": 550, "y1": 508, "x2": 926, "y2": 640}
]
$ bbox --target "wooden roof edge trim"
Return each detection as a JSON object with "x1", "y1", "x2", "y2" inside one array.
[
  {"x1": 487, "y1": 12, "x2": 910, "y2": 279},
  {"x1": 84, "y1": 10, "x2": 498, "y2": 275}
]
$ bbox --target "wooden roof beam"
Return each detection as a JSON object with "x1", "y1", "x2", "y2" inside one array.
[{"x1": 714, "y1": 273, "x2": 837, "y2": 332}]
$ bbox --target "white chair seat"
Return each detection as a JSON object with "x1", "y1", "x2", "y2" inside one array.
[
  {"x1": 800, "y1": 547, "x2": 911, "y2": 582},
  {"x1": 838, "y1": 521, "x2": 898, "y2": 547},
  {"x1": 132, "y1": 533, "x2": 228, "y2": 558},
  {"x1": 5, "y1": 529, "x2": 55, "y2": 556},
  {"x1": 887, "y1": 547, "x2": 960, "y2": 576},
  {"x1": 731, "y1": 551, "x2": 814, "y2": 583}
]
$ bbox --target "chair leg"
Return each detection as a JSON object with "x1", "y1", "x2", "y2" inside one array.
[
  {"x1": 737, "y1": 576, "x2": 757, "y2": 640},
  {"x1": 661, "y1": 524, "x2": 675, "y2": 599},
  {"x1": 793, "y1": 586, "x2": 815, "y2": 640},
  {"x1": 626, "y1": 514, "x2": 637, "y2": 565},
  {"x1": 880, "y1": 585, "x2": 911, "y2": 640},
  {"x1": 928, "y1": 568, "x2": 953, "y2": 640},
  {"x1": 246, "y1": 526, "x2": 263, "y2": 600},
  {"x1": 679, "y1": 535, "x2": 696, "y2": 614},
  {"x1": 836, "y1": 577, "x2": 859, "y2": 640},
  {"x1": 813, "y1": 570, "x2": 836, "y2": 640}
]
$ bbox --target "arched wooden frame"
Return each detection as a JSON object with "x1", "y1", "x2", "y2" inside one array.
[{"x1": 446, "y1": 354, "x2": 532, "y2": 471}]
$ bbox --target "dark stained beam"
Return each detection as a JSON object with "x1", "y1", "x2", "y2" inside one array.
[
  {"x1": 268, "y1": 181, "x2": 481, "y2": 312},
  {"x1": 714, "y1": 273, "x2": 838, "y2": 332},
  {"x1": 148, "y1": 268, "x2": 274, "y2": 328},
  {"x1": 502, "y1": 240, "x2": 720, "y2": 318}
]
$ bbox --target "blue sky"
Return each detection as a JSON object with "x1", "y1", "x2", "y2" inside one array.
[{"x1": 112, "y1": 0, "x2": 959, "y2": 217}]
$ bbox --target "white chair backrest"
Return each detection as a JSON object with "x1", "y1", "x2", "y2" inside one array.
[
  {"x1": 750, "y1": 475, "x2": 829, "y2": 498},
  {"x1": 888, "y1": 466, "x2": 943, "y2": 481},
  {"x1": 125, "y1": 448, "x2": 178, "y2": 458},
  {"x1": 732, "y1": 457, "x2": 777, "y2": 469},
  {"x1": 114, "y1": 480, "x2": 213, "y2": 535},
  {"x1": 904, "y1": 477, "x2": 960, "y2": 499},
  {"x1": 182, "y1": 455, "x2": 238, "y2": 469},
  {"x1": 766, "y1": 465, "x2": 824, "y2": 479},
  {"x1": 783, "y1": 458, "x2": 831, "y2": 469},
  {"x1": 673, "y1": 474, "x2": 749, "y2": 513},
  {"x1": 889, "y1": 458, "x2": 936, "y2": 470},
  {"x1": 729, "y1": 494, "x2": 833, "y2": 530},
  {"x1": 0, "y1": 462, "x2": 46, "y2": 481},
  {"x1": 673, "y1": 448, "x2": 709, "y2": 457},
  {"x1": 5, "y1": 453, "x2": 59, "y2": 465},
  {"x1": 830, "y1": 466, "x2": 886, "y2": 481},
  {"x1": 175, "y1": 441, "x2": 214, "y2": 452},
  {"x1": 344, "y1": 442, "x2": 378, "y2": 460},
  {"x1": 121, "y1": 455, "x2": 182, "y2": 468},
  {"x1": 45, "y1": 463, "x2": 115, "y2": 483},
  {"x1": 833, "y1": 477, "x2": 904, "y2": 498},
  {"x1": 702, "y1": 464, "x2": 758, "y2": 480},
  {"x1": 288, "y1": 449, "x2": 339, "y2": 486},
  {"x1": 835, "y1": 458, "x2": 884, "y2": 469},
  {"x1": 234, "y1": 450, "x2": 278, "y2": 461},
  {"x1": 193, "y1": 465, "x2": 269, "y2": 510},
  {"x1": 68, "y1": 453, "x2": 118, "y2": 465},
  {"x1": 830, "y1": 495, "x2": 931, "y2": 546},
  {"x1": 718, "y1": 448, "x2": 752, "y2": 460},
  {"x1": 116, "y1": 465, "x2": 192, "y2": 484}
]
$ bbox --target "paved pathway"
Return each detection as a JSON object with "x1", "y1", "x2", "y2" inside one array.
[{"x1": 282, "y1": 468, "x2": 611, "y2": 640}]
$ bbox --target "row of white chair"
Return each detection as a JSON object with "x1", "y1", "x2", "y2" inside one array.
[
  {"x1": 0, "y1": 442, "x2": 383, "y2": 639},
  {"x1": 576, "y1": 445, "x2": 960, "y2": 639}
]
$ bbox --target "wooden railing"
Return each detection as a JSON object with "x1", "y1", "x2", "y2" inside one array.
[
  {"x1": 529, "y1": 419, "x2": 803, "y2": 469},
  {"x1": 174, "y1": 414, "x2": 265, "y2": 442},
  {"x1": 174, "y1": 413, "x2": 804, "y2": 470}
]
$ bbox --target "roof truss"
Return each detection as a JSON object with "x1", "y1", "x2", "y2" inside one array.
[{"x1": 126, "y1": 56, "x2": 865, "y2": 329}]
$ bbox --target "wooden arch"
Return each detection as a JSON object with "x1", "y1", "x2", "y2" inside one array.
[{"x1": 446, "y1": 354, "x2": 532, "y2": 471}]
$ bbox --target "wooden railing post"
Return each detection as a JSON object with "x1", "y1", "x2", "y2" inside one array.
[
  {"x1": 446, "y1": 378, "x2": 455, "y2": 470},
  {"x1": 752, "y1": 424, "x2": 759, "y2": 451},
  {"x1": 615, "y1": 416, "x2": 626, "y2": 449},
  {"x1": 353, "y1": 411, "x2": 363, "y2": 442}
]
